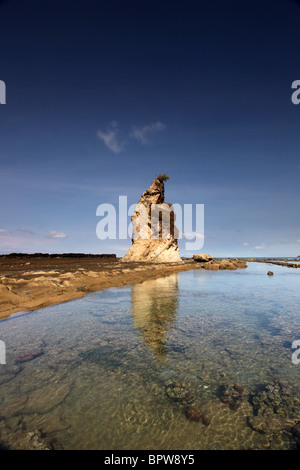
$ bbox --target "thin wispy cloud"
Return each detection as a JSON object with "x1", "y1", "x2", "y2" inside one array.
[
  {"x1": 97, "y1": 121, "x2": 125, "y2": 154},
  {"x1": 130, "y1": 121, "x2": 166, "y2": 144},
  {"x1": 97, "y1": 120, "x2": 166, "y2": 152},
  {"x1": 255, "y1": 242, "x2": 266, "y2": 250},
  {"x1": 242, "y1": 242, "x2": 249, "y2": 247},
  {"x1": 48, "y1": 231, "x2": 67, "y2": 239}
]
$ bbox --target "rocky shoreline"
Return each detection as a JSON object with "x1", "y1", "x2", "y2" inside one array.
[
  {"x1": 243, "y1": 258, "x2": 300, "y2": 268},
  {"x1": 0, "y1": 254, "x2": 247, "y2": 320},
  {"x1": 1, "y1": 254, "x2": 298, "y2": 321}
]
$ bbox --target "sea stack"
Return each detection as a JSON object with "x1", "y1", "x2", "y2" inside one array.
[{"x1": 122, "y1": 175, "x2": 182, "y2": 263}]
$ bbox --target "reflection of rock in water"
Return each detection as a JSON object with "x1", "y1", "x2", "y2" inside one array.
[{"x1": 131, "y1": 274, "x2": 178, "y2": 358}]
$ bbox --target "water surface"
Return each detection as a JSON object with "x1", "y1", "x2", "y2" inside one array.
[{"x1": 0, "y1": 262, "x2": 300, "y2": 449}]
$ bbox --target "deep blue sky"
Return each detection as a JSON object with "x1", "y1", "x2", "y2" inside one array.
[{"x1": 0, "y1": 0, "x2": 300, "y2": 257}]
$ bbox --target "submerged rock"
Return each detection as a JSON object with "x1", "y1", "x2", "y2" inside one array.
[
  {"x1": 24, "y1": 383, "x2": 70, "y2": 414},
  {"x1": 0, "y1": 395, "x2": 28, "y2": 420},
  {"x1": 165, "y1": 381, "x2": 194, "y2": 406},
  {"x1": 201, "y1": 412, "x2": 211, "y2": 426},
  {"x1": 16, "y1": 349, "x2": 43, "y2": 363},
  {"x1": 185, "y1": 406, "x2": 211, "y2": 426},
  {"x1": 23, "y1": 412, "x2": 70, "y2": 435},
  {"x1": 0, "y1": 363, "x2": 22, "y2": 386},
  {"x1": 219, "y1": 383, "x2": 248, "y2": 411},
  {"x1": 248, "y1": 381, "x2": 300, "y2": 435},
  {"x1": 79, "y1": 345, "x2": 127, "y2": 369},
  {"x1": 185, "y1": 405, "x2": 202, "y2": 421},
  {"x1": 250, "y1": 381, "x2": 300, "y2": 419}
]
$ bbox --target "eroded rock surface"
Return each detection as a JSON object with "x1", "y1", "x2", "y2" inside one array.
[
  {"x1": 193, "y1": 254, "x2": 213, "y2": 262},
  {"x1": 122, "y1": 177, "x2": 182, "y2": 263},
  {"x1": 199, "y1": 259, "x2": 247, "y2": 270}
]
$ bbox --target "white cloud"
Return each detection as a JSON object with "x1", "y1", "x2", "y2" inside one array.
[
  {"x1": 130, "y1": 121, "x2": 166, "y2": 144},
  {"x1": 48, "y1": 231, "x2": 67, "y2": 239},
  {"x1": 0, "y1": 228, "x2": 7, "y2": 232},
  {"x1": 242, "y1": 242, "x2": 249, "y2": 247},
  {"x1": 254, "y1": 242, "x2": 266, "y2": 250},
  {"x1": 97, "y1": 120, "x2": 166, "y2": 152},
  {"x1": 297, "y1": 240, "x2": 300, "y2": 243},
  {"x1": 97, "y1": 121, "x2": 125, "y2": 153}
]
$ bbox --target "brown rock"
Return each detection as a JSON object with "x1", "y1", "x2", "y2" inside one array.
[
  {"x1": 220, "y1": 383, "x2": 248, "y2": 411},
  {"x1": 122, "y1": 177, "x2": 182, "y2": 263},
  {"x1": 16, "y1": 349, "x2": 43, "y2": 363},
  {"x1": 0, "y1": 396, "x2": 28, "y2": 419},
  {"x1": 193, "y1": 254, "x2": 213, "y2": 262},
  {"x1": 201, "y1": 412, "x2": 211, "y2": 426},
  {"x1": 23, "y1": 412, "x2": 70, "y2": 434},
  {"x1": 24, "y1": 383, "x2": 70, "y2": 414},
  {"x1": 185, "y1": 406, "x2": 202, "y2": 422}
]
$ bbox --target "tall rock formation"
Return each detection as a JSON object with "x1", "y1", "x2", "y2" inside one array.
[{"x1": 122, "y1": 176, "x2": 182, "y2": 263}]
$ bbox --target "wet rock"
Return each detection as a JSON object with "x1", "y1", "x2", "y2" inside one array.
[
  {"x1": 185, "y1": 406, "x2": 202, "y2": 421},
  {"x1": 193, "y1": 254, "x2": 213, "y2": 262},
  {"x1": 0, "y1": 363, "x2": 22, "y2": 385},
  {"x1": 0, "y1": 428, "x2": 51, "y2": 450},
  {"x1": 218, "y1": 260, "x2": 237, "y2": 270},
  {"x1": 165, "y1": 381, "x2": 194, "y2": 406},
  {"x1": 267, "y1": 271, "x2": 274, "y2": 276},
  {"x1": 250, "y1": 381, "x2": 300, "y2": 418},
  {"x1": 23, "y1": 412, "x2": 70, "y2": 434},
  {"x1": 248, "y1": 381, "x2": 300, "y2": 435},
  {"x1": 202, "y1": 259, "x2": 247, "y2": 270},
  {"x1": 202, "y1": 263, "x2": 219, "y2": 271},
  {"x1": 201, "y1": 412, "x2": 211, "y2": 426},
  {"x1": 16, "y1": 349, "x2": 43, "y2": 363},
  {"x1": 247, "y1": 413, "x2": 294, "y2": 435},
  {"x1": 80, "y1": 345, "x2": 127, "y2": 369},
  {"x1": 13, "y1": 430, "x2": 52, "y2": 450},
  {"x1": 4, "y1": 416, "x2": 22, "y2": 433},
  {"x1": 24, "y1": 383, "x2": 70, "y2": 414},
  {"x1": 185, "y1": 406, "x2": 211, "y2": 426},
  {"x1": 0, "y1": 395, "x2": 28, "y2": 419},
  {"x1": 219, "y1": 383, "x2": 248, "y2": 411}
]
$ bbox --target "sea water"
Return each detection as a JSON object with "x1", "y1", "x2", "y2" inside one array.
[{"x1": 0, "y1": 262, "x2": 300, "y2": 449}]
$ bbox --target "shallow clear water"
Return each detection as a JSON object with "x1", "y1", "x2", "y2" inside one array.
[{"x1": 0, "y1": 263, "x2": 300, "y2": 450}]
